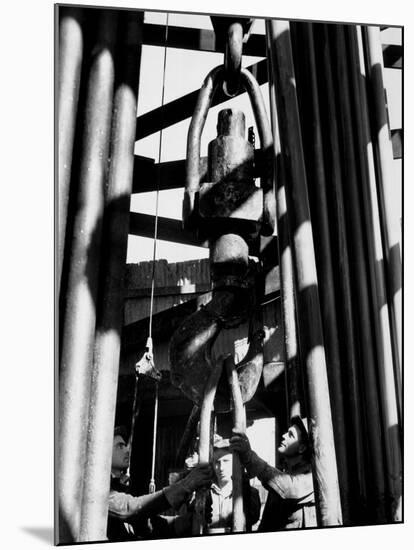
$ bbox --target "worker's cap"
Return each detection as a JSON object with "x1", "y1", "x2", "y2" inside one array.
[
  {"x1": 114, "y1": 425, "x2": 128, "y2": 442},
  {"x1": 290, "y1": 416, "x2": 309, "y2": 444},
  {"x1": 213, "y1": 434, "x2": 231, "y2": 450}
]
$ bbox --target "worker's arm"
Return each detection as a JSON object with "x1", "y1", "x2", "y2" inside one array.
[
  {"x1": 108, "y1": 463, "x2": 213, "y2": 520},
  {"x1": 108, "y1": 489, "x2": 169, "y2": 520},
  {"x1": 230, "y1": 432, "x2": 313, "y2": 500}
]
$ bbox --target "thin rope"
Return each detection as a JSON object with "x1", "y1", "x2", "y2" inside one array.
[
  {"x1": 148, "y1": 382, "x2": 159, "y2": 493},
  {"x1": 148, "y1": 13, "x2": 169, "y2": 339},
  {"x1": 147, "y1": 13, "x2": 169, "y2": 494}
]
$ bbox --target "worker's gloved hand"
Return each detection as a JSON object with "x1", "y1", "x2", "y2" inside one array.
[
  {"x1": 230, "y1": 428, "x2": 252, "y2": 464},
  {"x1": 180, "y1": 463, "x2": 213, "y2": 493},
  {"x1": 184, "y1": 450, "x2": 199, "y2": 470},
  {"x1": 164, "y1": 464, "x2": 212, "y2": 509}
]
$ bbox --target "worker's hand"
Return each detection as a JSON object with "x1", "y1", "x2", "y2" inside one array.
[
  {"x1": 184, "y1": 451, "x2": 199, "y2": 470},
  {"x1": 180, "y1": 463, "x2": 213, "y2": 493},
  {"x1": 229, "y1": 428, "x2": 252, "y2": 462}
]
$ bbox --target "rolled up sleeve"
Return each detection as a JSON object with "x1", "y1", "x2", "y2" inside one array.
[
  {"x1": 243, "y1": 451, "x2": 313, "y2": 500},
  {"x1": 108, "y1": 489, "x2": 169, "y2": 520}
]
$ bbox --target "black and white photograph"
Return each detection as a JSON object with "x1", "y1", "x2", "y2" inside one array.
[
  {"x1": 54, "y1": 1, "x2": 404, "y2": 545},
  {"x1": 4, "y1": 1, "x2": 409, "y2": 548}
]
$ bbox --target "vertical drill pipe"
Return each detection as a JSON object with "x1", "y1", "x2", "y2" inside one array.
[
  {"x1": 78, "y1": 12, "x2": 143, "y2": 542},
  {"x1": 266, "y1": 20, "x2": 342, "y2": 526},
  {"x1": 58, "y1": 11, "x2": 118, "y2": 543},
  {"x1": 363, "y1": 26, "x2": 402, "y2": 398},
  {"x1": 348, "y1": 25, "x2": 402, "y2": 520},
  {"x1": 330, "y1": 25, "x2": 388, "y2": 521},
  {"x1": 356, "y1": 26, "x2": 401, "y2": 424},
  {"x1": 225, "y1": 356, "x2": 246, "y2": 532},
  {"x1": 265, "y1": 31, "x2": 303, "y2": 419},
  {"x1": 313, "y1": 24, "x2": 368, "y2": 523},
  {"x1": 57, "y1": 7, "x2": 84, "y2": 293},
  {"x1": 192, "y1": 363, "x2": 223, "y2": 535},
  {"x1": 175, "y1": 405, "x2": 201, "y2": 467},
  {"x1": 291, "y1": 22, "x2": 351, "y2": 523}
]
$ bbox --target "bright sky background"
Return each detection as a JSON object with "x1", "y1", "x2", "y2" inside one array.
[
  {"x1": 127, "y1": 12, "x2": 402, "y2": 265},
  {"x1": 127, "y1": 12, "x2": 269, "y2": 263}
]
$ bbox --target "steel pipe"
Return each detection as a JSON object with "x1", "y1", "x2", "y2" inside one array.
[
  {"x1": 58, "y1": 7, "x2": 84, "y2": 293},
  {"x1": 330, "y1": 25, "x2": 387, "y2": 522},
  {"x1": 78, "y1": 12, "x2": 144, "y2": 542},
  {"x1": 58, "y1": 10, "x2": 118, "y2": 543},
  {"x1": 225, "y1": 356, "x2": 246, "y2": 532},
  {"x1": 265, "y1": 30, "x2": 303, "y2": 419},
  {"x1": 291, "y1": 22, "x2": 351, "y2": 524},
  {"x1": 348, "y1": 25, "x2": 402, "y2": 521},
  {"x1": 266, "y1": 20, "x2": 342, "y2": 527},
  {"x1": 313, "y1": 24, "x2": 369, "y2": 524},
  {"x1": 363, "y1": 26, "x2": 402, "y2": 402},
  {"x1": 192, "y1": 363, "x2": 223, "y2": 535}
]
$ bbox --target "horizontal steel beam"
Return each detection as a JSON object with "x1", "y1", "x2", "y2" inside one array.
[
  {"x1": 135, "y1": 59, "x2": 268, "y2": 141},
  {"x1": 142, "y1": 23, "x2": 266, "y2": 56},
  {"x1": 124, "y1": 283, "x2": 211, "y2": 298},
  {"x1": 122, "y1": 292, "x2": 211, "y2": 353},
  {"x1": 142, "y1": 24, "x2": 400, "y2": 69},
  {"x1": 128, "y1": 212, "x2": 207, "y2": 247},
  {"x1": 132, "y1": 156, "x2": 206, "y2": 193},
  {"x1": 132, "y1": 150, "x2": 268, "y2": 193}
]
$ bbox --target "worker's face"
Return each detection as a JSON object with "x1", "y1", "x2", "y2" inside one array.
[
  {"x1": 278, "y1": 424, "x2": 306, "y2": 457},
  {"x1": 112, "y1": 435, "x2": 130, "y2": 471},
  {"x1": 213, "y1": 449, "x2": 233, "y2": 486}
]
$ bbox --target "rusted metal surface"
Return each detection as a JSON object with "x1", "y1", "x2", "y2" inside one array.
[
  {"x1": 183, "y1": 66, "x2": 275, "y2": 237},
  {"x1": 58, "y1": 10, "x2": 119, "y2": 543},
  {"x1": 240, "y1": 69, "x2": 276, "y2": 236},
  {"x1": 266, "y1": 19, "x2": 342, "y2": 527},
  {"x1": 58, "y1": 7, "x2": 84, "y2": 292},
  {"x1": 172, "y1": 85, "x2": 272, "y2": 413},
  {"x1": 169, "y1": 288, "x2": 265, "y2": 412}
]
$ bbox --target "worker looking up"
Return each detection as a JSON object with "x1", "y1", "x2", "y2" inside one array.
[
  {"x1": 107, "y1": 426, "x2": 213, "y2": 541},
  {"x1": 230, "y1": 417, "x2": 316, "y2": 530}
]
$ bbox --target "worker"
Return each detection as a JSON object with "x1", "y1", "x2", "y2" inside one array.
[
  {"x1": 107, "y1": 426, "x2": 213, "y2": 541},
  {"x1": 230, "y1": 416, "x2": 316, "y2": 530},
  {"x1": 152, "y1": 434, "x2": 261, "y2": 536},
  {"x1": 207, "y1": 435, "x2": 261, "y2": 533}
]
